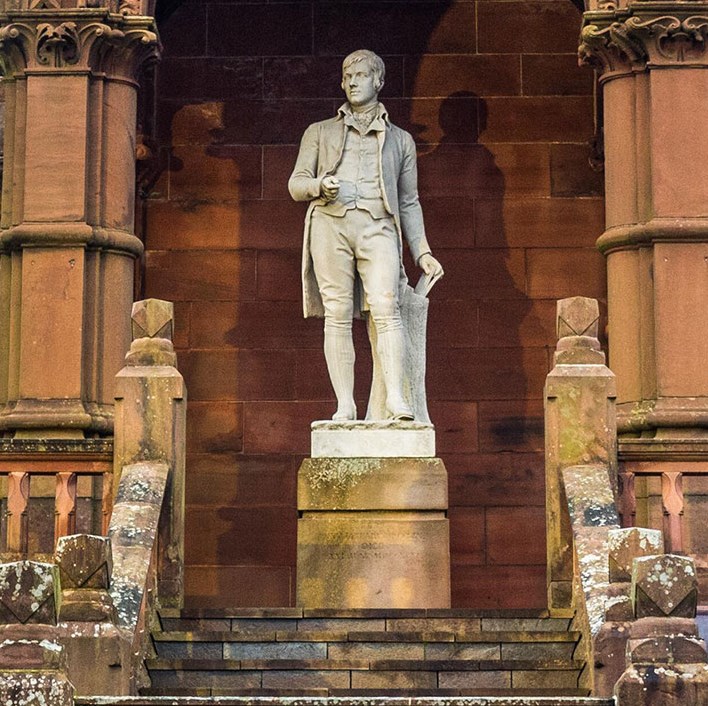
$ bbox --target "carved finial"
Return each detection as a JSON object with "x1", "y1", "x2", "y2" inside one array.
[
  {"x1": 0, "y1": 561, "x2": 59, "y2": 625},
  {"x1": 632, "y1": 554, "x2": 698, "y2": 618},
  {"x1": 126, "y1": 299, "x2": 176, "y2": 367},
  {"x1": 55, "y1": 534, "x2": 112, "y2": 590},
  {"x1": 608, "y1": 527, "x2": 664, "y2": 583},
  {"x1": 557, "y1": 296, "x2": 599, "y2": 339},
  {"x1": 131, "y1": 298, "x2": 173, "y2": 342},
  {"x1": 554, "y1": 297, "x2": 605, "y2": 364}
]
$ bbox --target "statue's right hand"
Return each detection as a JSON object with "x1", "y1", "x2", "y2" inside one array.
[{"x1": 320, "y1": 176, "x2": 340, "y2": 201}]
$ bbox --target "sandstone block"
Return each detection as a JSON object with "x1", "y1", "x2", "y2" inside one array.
[
  {"x1": 629, "y1": 634, "x2": 707, "y2": 665},
  {"x1": 632, "y1": 554, "x2": 699, "y2": 618},
  {"x1": 58, "y1": 588, "x2": 116, "y2": 623},
  {"x1": 608, "y1": 527, "x2": 664, "y2": 583},
  {"x1": 603, "y1": 582, "x2": 633, "y2": 622},
  {"x1": 297, "y1": 455, "x2": 450, "y2": 609},
  {"x1": 55, "y1": 534, "x2": 112, "y2": 590},
  {"x1": 310, "y1": 420, "x2": 435, "y2": 458},
  {"x1": 298, "y1": 457, "x2": 447, "y2": 511},
  {"x1": 0, "y1": 561, "x2": 58, "y2": 625},
  {"x1": 0, "y1": 636, "x2": 65, "y2": 671},
  {"x1": 297, "y1": 511, "x2": 450, "y2": 610}
]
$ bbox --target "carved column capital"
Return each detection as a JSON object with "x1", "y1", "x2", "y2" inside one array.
[
  {"x1": 0, "y1": 10, "x2": 159, "y2": 81},
  {"x1": 580, "y1": 5, "x2": 708, "y2": 78}
]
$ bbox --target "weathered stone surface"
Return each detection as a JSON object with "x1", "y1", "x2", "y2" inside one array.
[
  {"x1": 0, "y1": 669, "x2": 74, "y2": 706},
  {"x1": 0, "y1": 635, "x2": 65, "y2": 671},
  {"x1": 593, "y1": 620, "x2": 631, "y2": 696},
  {"x1": 557, "y1": 296, "x2": 600, "y2": 339},
  {"x1": 297, "y1": 455, "x2": 450, "y2": 609},
  {"x1": 297, "y1": 510, "x2": 450, "y2": 610},
  {"x1": 629, "y1": 634, "x2": 707, "y2": 665},
  {"x1": 298, "y1": 457, "x2": 447, "y2": 511},
  {"x1": 632, "y1": 554, "x2": 699, "y2": 618},
  {"x1": 616, "y1": 664, "x2": 708, "y2": 706},
  {"x1": 109, "y1": 461, "x2": 169, "y2": 632},
  {"x1": 55, "y1": 534, "x2": 112, "y2": 590},
  {"x1": 561, "y1": 466, "x2": 619, "y2": 637},
  {"x1": 608, "y1": 527, "x2": 664, "y2": 584},
  {"x1": 131, "y1": 298, "x2": 174, "y2": 341},
  {"x1": 0, "y1": 561, "x2": 59, "y2": 625},
  {"x1": 603, "y1": 582, "x2": 633, "y2": 622},
  {"x1": 55, "y1": 622, "x2": 132, "y2": 696},
  {"x1": 631, "y1": 616, "x2": 700, "y2": 639}
]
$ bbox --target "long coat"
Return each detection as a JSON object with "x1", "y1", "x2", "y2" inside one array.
[{"x1": 288, "y1": 104, "x2": 431, "y2": 318}]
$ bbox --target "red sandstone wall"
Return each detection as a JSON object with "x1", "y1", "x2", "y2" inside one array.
[{"x1": 144, "y1": 0, "x2": 606, "y2": 608}]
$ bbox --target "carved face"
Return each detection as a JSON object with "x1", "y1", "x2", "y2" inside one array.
[{"x1": 341, "y1": 60, "x2": 380, "y2": 108}]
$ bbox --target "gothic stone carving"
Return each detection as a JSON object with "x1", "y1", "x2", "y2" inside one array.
[
  {"x1": 0, "y1": 12, "x2": 159, "y2": 80},
  {"x1": 580, "y1": 8, "x2": 708, "y2": 76}
]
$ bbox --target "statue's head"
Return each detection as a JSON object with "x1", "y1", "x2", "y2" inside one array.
[{"x1": 341, "y1": 49, "x2": 385, "y2": 108}]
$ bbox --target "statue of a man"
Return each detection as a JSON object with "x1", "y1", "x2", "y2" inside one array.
[{"x1": 289, "y1": 49, "x2": 443, "y2": 422}]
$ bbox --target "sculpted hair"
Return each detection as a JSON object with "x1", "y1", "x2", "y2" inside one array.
[{"x1": 342, "y1": 49, "x2": 385, "y2": 89}]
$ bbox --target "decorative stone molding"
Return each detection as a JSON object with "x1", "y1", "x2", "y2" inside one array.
[
  {"x1": 580, "y1": 6, "x2": 708, "y2": 77},
  {"x1": 0, "y1": 11, "x2": 159, "y2": 81}
]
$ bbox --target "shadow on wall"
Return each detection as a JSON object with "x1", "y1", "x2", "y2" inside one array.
[{"x1": 144, "y1": 0, "x2": 547, "y2": 608}]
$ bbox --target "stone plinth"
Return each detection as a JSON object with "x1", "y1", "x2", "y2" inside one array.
[
  {"x1": 311, "y1": 420, "x2": 435, "y2": 458},
  {"x1": 297, "y1": 423, "x2": 450, "y2": 609}
]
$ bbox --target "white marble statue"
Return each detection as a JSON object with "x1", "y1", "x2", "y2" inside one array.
[{"x1": 289, "y1": 49, "x2": 443, "y2": 422}]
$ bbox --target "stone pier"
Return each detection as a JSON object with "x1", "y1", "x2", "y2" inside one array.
[{"x1": 297, "y1": 421, "x2": 450, "y2": 609}]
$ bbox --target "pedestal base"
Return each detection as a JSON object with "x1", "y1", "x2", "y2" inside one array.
[{"x1": 297, "y1": 455, "x2": 450, "y2": 609}]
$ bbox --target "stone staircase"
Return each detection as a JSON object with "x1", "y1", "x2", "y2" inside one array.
[{"x1": 137, "y1": 608, "x2": 601, "y2": 700}]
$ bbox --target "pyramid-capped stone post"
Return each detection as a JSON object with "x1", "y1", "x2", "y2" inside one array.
[
  {"x1": 608, "y1": 527, "x2": 664, "y2": 584},
  {"x1": 114, "y1": 298, "x2": 186, "y2": 609},
  {"x1": 632, "y1": 554, "x2": 698, "y2": 618},
  {"x1": 545, "y1": 297, "x2": 617, "y2": 615}
]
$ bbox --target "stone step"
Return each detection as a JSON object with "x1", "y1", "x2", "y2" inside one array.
[
  {"x1": 80, "y1": 696, "x2": 614, "y2": 705},
  {"x1": 158, "y1": 609, "x2": 572, "y2": 636},
  {"x1": 145, "y1": 657, "x2": 584, "y2": 692},
  {"x1": 152, "y1": 632, "x2": 580, "y2": 661}
]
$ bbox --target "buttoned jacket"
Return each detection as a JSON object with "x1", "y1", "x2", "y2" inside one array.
[{"x1": 289, "y1": 103, "x2": 431, "y2": 318}]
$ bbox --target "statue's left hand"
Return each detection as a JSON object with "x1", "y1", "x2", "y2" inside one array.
[{"x1": 418, "y1": 253, "x2": 444, "y2": 279}]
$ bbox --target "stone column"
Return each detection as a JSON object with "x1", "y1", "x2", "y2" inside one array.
[
  {"x1": 580, "y1": 2, "x2": 708, "y2": 442},
  {"x1": 0, "y1": 0, "x2": 159, "y2": 438}
]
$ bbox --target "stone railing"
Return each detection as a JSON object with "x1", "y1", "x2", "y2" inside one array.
[
  {"x1": 0, "y1": 298, "x2": 185, "y2": 698},
  {"x1": 546, "y1": 297, "x2": 708, "y2": 704}
]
